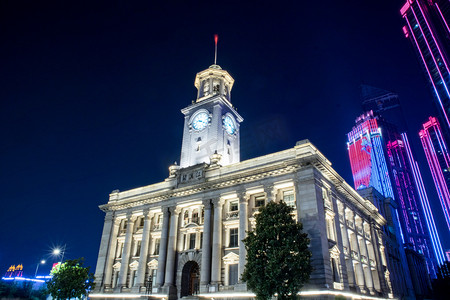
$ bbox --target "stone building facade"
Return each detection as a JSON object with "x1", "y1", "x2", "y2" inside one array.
[{"x1": 91, "y1": 64, "x2": 393, "y2": 299}]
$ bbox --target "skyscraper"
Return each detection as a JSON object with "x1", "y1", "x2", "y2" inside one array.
[
  {"x1": 420, "y1": 116, "x2": 450, "y2": 234},
  {"x1": 400, "y1": 0, "x2": 450, "y2": 132},
  {"x1": 347, "y1": 111, "x2": 442, "y2": 276}
]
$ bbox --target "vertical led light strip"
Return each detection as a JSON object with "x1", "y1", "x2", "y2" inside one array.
[
  {"x1": 420, "y1": 118, "x2": 450, "y2": 232},
  {"x1": 403, "y1": 4, "x2": 450, "y2": 129},
  {"x1": 435, "y1": 3, "x2": 450, "y2": 35},
  {"x1": 402, "y1": 132, "x2": 446, "y2": 265},
  {"x1": 415, "y1": 1, "x2": 450, "y2": 77}
]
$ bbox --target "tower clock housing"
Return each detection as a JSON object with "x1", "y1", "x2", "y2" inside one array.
[{"x1": 180, "y1": 64, "x2": 243, "y2": 168}]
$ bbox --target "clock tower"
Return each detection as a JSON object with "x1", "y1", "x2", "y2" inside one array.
[{"x1": 179, "y1": 64, "x2": 243, "y2": 168}]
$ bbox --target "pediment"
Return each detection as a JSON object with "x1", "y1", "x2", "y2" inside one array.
[
  {"x1": 222, "y1": 252, "x2": 239, "y2": 264},
  {"x1": 147, "y1": 259, "x2": 158, "y2": 269}
]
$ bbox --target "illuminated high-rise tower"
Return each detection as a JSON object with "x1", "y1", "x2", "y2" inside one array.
[
  {"x1": 400, "y1": 0, "x2": 450, "y2": 132},
  {"x1": 347, "y1": 111, "x2": 445, "y2": 276},
  {"x1": 420, "y1": 117, "x2": 450, "y2": 234}
]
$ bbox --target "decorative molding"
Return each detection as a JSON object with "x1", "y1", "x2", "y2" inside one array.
[
  {"x1": 329, "y1": 245, "x2": 340, "y2": 259},
  {"x1": 112, "y1": 262, "x2": 121, "y2": 270},
  {"x1": 147, "y1": 259, "x2": 158, "y2": 269},
  {"x1": 129, "y1": 260, "x2": 139, "y2": 271},
  {"x1": 222, "y1": 252, "x2": 239, "y2": 265}
]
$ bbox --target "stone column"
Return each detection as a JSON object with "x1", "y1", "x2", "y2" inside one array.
[
  {"x1": 211, "y1": 198, "x2": 224, "y2": 288},
  {"x1": 117, "y1": 213, "x2": 136, "y2": 290},
  {"x1": 238, "y1": 192, "x2": 248, "y2": 281},
  {"x1": 133, "y1": 210, "x2": 153, "y2": 292},
  {"x1": 341, "y1": 207, "x2": 356, "y2": 289},
  {"x1": 359, "y1": 232, "x2": 374, "y2": 294},
  {"x1": 264, "y1": 184, "x2": 275, "y2": 202},
  {"x1": 94, "y1": 212, "x2": 117, "y2": 291},
  {"x1": 200, "y1": 199, "x2": 212, "y2": 289},
  {"x1": 350, "y1": 214, "x2": 366, "y2": 292},
  {"x1": 155, "y1": 207, "x2": 170, "y2": 288},
  {"x1": 370, "y1": 223, "x2": 389, "y2": 295},
  {"x1": 163, "y1": 206, "x2": 181, "y2": 287}
]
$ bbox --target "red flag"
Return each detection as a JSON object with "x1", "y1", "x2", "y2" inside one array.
[{"x1": 214, "y1": 34, "x2": 218, "y2": 45}]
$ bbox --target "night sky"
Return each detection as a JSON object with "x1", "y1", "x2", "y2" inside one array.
[{"x1": 1, "y1": 0, "x2": 448, "y2": 277}]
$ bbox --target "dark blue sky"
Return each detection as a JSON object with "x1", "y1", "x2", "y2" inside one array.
[{"x1": 1, "y1": 0, "x2": 447, "y2": 276}]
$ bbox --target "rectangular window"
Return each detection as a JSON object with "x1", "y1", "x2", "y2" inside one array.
[
  {"x1": 189, "y1": 233, "x2": 196, "y2": 249},
  {"x1": 229, "y1": 228, "x2": 239, "y2": 247},
  {"x1": 254, "y1": 195, "x2": 265, "y2": 207},
  {"x1": 117, "y1": 243, "x2": 124, "y2": 258},
  {"x1": 283, "y1": 190, "x2": 295, "y2": 207},
  {"x1": 200, "y1": 232, "x2": 203, "y2": 249},
  {"x1": 135, "y1": 241, "x2": 142, "y2": 256},
  {"x1": 150, "y1": 269, "x2": 157, "y2": 288},
  {"x1": 154, "y1": 239, "x2": 160, "y2": 255},
  {"x1": 228, "y1": 264, "x2": 238, "y2": 285},
  {"x1": 139, "y1": 217, "x2": 145, "y2": 227},
  {"x1": 230, "y1": 201, "x2": 238, "y2": 212}
]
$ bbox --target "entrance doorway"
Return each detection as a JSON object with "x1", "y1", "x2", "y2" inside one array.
[{"x1": 180, "y1": 261, "x2": 200, "y2": 297}]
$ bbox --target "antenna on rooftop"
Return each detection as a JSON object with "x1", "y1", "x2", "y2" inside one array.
[{"x1": 214, "y1": 34, "x2": 218, "y2": 65}]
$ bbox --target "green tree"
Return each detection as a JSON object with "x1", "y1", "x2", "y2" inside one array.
[
  {"x1": 46, "y1": 258, "x2": 95, "y2": 299},
  {"x1": 242, "y1": 201, "x2": 312, "y2": 300}
]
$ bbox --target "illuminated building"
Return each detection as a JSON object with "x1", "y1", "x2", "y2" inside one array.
[
  {"x1": 92, "y1": 64, "x2": 394, "y2": 299},
  {"x1": 400, "y1": 0, "x2": 450, "y2": 134},
  {"x1": 420, "y1": 117, "x2": 450, "y2": 235},
  {"x1": 347, "y1": 111, "x2": 440, "y2": 278},
  {"x1": 4, "y1": 265, "x2": 23, "y2": 278}
]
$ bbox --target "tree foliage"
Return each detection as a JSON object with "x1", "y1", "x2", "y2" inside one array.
[
  {"x1": 242, "y1": 201, "x2": 312, "y2": 300},
  {"x1": 0, "y1": 281, "x2": 47, "y2": 299},
  {"x1": 46, "y1": 258, "x2": 95, "y2": 299}
]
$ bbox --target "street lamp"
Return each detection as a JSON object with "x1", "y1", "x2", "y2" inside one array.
[
  {"x1": 34, "y1": 260, "x2": 46, "y2": 278},
  {"x1": 52, "y1": 245, "x2": 66, "y2": 270}
]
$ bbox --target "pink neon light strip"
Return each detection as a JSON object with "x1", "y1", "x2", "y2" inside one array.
[
  {"x1": 435, "y1": 3, "x2": 450, "y2": 40},
  {"x1": 420, "y1": 123, "x2": 450, "y2": 232},
  {"x1": 411, "y1": 3, "x2": 450, "y2": 98},
  {"x1": 403, "y1": 132, "x2": 446, "y2": 265},
  {"x1": 415, "y1": 1, "x2": 450, "y2": 84},
  {"x1": 405, "y1": 17, "x2": 450, "y2": 129}
]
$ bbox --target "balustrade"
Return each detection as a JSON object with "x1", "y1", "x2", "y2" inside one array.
[
  {"x1": 226, "y1": 211, "x2": 239, "y2": 220},
  {"x1": 351, "y1": 250, "x2": 359, "y2": 260}
]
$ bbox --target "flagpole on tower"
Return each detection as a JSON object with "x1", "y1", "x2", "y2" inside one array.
[{"x1": 214, "y1": 34, "x2": 218, "y2": 65}]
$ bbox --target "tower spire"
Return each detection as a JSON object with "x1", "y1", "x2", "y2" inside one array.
[{"x1": 214, "y1": 34, "x2": 218, "y2": 65}]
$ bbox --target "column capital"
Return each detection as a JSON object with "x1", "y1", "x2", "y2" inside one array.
[
  {"x1": 169, "y1": 206, "x2": 181, "y2": 215},
  {"x1": 238, "y1": 193, "x2": 249, "y2": 204},
  {"x1": 114, "y1": 217, "x2": 122, "y2": 225},
  {"x1": 212, "y1": 198, "x2": 225, "y2": 207},
  {"x1": 162, "y1": 206, "x2": 171, "y2": 215},
  {"x1": 202, "y1": 199, "x2": 212, "y2": 209},
  {"x1": 263, "y1": 184, "x2": 274, "y2": 193},
  {"x1": 105, "y1": 211, "x2": 114, "y2": 221},
  {"x1": 143, "y1": 208, "x2": 151, "y2": 217}
]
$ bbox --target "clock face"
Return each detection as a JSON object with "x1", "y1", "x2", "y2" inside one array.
[
  {"x1": 223, "y1": 115, "x2": 236, "y2": 135},
  {"x1": 192, "y1": 112, "x2": 209, "y2": 131}
]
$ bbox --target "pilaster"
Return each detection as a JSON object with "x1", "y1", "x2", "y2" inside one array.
[
  {"x1": 163, "y1": 206, "x2": 181, "y2": 287},
  {"x1": 238, "y1": 191, "x2": 249, "y2": 281},
  {"x1": 155, "y1": 207, "x2": 170, "y2": 289},
  {"x1": 93, "y1": 211, "x2": 115, "y2": 292},
  {"x1": 210, "y1": 198, "x2": 224, "y2": 290},
  {"x1": 200, "y1": 199, "x2": 212, "y2": 291},
  {"x1": 133, "y1": 209, "x2": 153, "y2": 292},
  {"x1": 117, "y1": 213, "x2": 136, "y2": 291}
]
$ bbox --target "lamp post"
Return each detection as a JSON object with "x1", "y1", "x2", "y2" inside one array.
[
  {"x1": 52, "y1": 245, "x2": 66, "y2": 270},
  {"x1": 34, "y1": 260, "x2": 46, "y2": 278}
]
